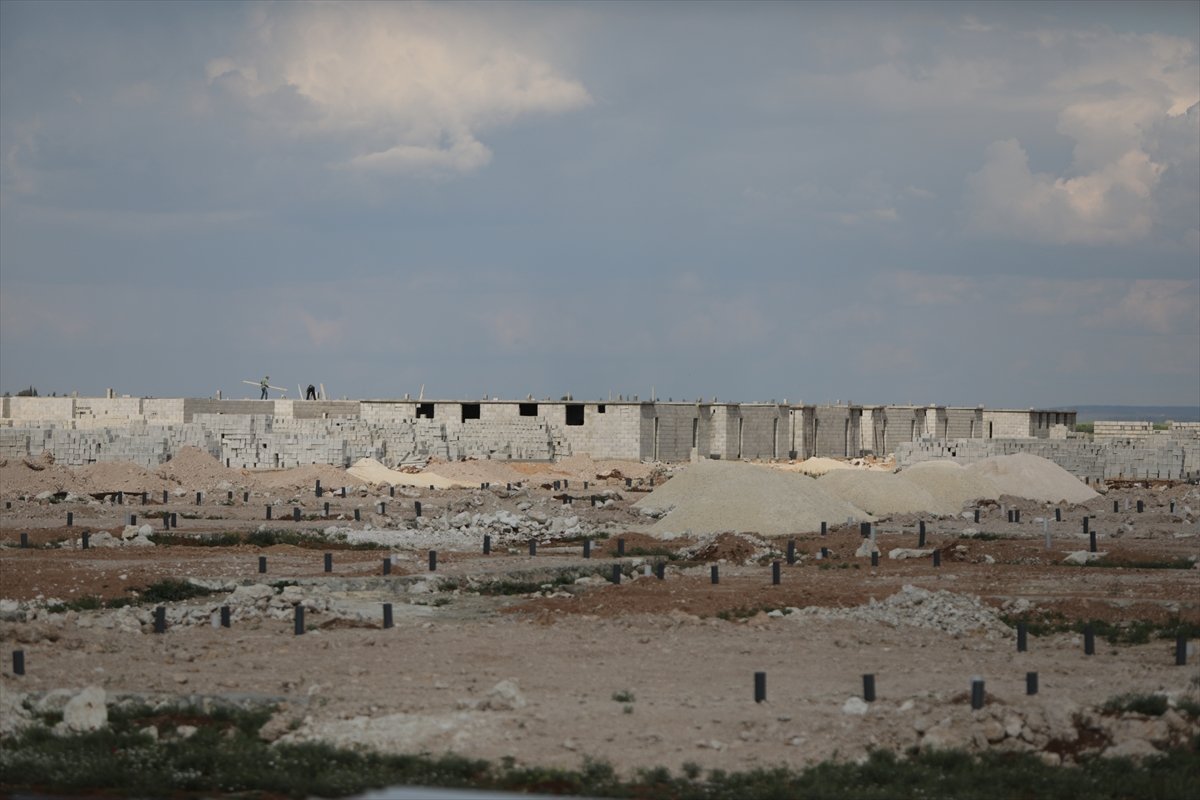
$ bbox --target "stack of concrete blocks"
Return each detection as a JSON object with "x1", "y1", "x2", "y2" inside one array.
[
  {"x1": 0, "y1": 429, "x2": 33, "y2": 460},
  {"x1": 896, "y1": 437, "x2": 1199, "y2": 482},
  {"x1": 1094, "y1": 421, "x2": 1154, "y2": 439}
]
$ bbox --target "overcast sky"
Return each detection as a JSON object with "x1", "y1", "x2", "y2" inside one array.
[{"x1": 2, "y1": 1, "x2": 1197, "y2": 407}]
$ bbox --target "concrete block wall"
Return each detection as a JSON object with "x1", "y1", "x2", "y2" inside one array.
[
  {"x1": 142, "y1": 399, "x2": 187, "y2": 424},
  {"x1": 737, "y1": 405, "x2": 789, "y2": 460},
  {"x1": 788, "y1": 406, "x2": 815, "y2": 459},
  {"x1": 7, "y1": 396, "x2": 74, "y2": 422},
  {"x1": 946, "y1": 407, "x2": 983, "y2": 440},
  {"x1": 647, "y1": 404, "x2": 701, "y2": 462},
  {"x1": 812, "y1": 405, "x2": 861, "y2": 458},
  {"x1": 549, "y1": 403, "x2": 643, "y2": 460},
  {"x1": 923, "y1": 406, "x2": 948, "y2": 439},
  {"x1": 882, "y1": 406, "x2": 925, "y2": 455},
  {"x1": 182, "y1": 399, "x2": 278, "y2": 422},
  {"x1": 860, "y1": 407, "x2": 884, "y2": 455},
  {"x1": 984, "y1": 410, "x2": 1034, "y2": 439}
]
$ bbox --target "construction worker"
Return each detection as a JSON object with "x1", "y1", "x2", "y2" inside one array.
[
  {"x1": 306, "y1": 384, "x2": 317, "y2": 400},
  {"x1": 260, "y1": 376, "x2": 269, "y2": 400}
]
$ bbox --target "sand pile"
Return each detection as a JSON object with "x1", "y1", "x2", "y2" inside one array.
[
  {"x1": 155, "y1": 447, "x2": 246, "y2": 489},
  {"x1": 897, "y1": 461, "x2": 1000, "y2": 516},
  {"x1": 817, "y1": 470, "x2": 939, "y2": 517},
  {"x1": 634, "y1": 460, "x2": 868, "y2": 536},
  {"x1": 348, "y1": 458, "x2": 471, "y2": 489},
  {"x1": 965, "y1": 453, "x2": 1098, "y2": 505}
]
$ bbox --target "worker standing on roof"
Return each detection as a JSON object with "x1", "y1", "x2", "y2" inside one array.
[
  {"x1": 260, "y1": 376, "x2": 270, "y2": 400},
  {"x1": 306, "y1": 384, "x2": 317, "y2": 400}
]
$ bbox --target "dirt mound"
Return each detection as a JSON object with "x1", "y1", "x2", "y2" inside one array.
[
  {"x1": 76, "y1": 461, "x2": 173, "y2": 493},
  {"x1": 0, "y1": 458, "x2": 87, "y2": 496},
  {"x1": 252, "y1": 463, "x2": 353, "y2": 492},
  {"x1": 817, "y1": 469, "x2": 939, "y2": 517},
  {"x1": 897, "y1": 461, "x2": 1000, "y2": 516},
  {"x1": 679, "y1": 532, "x2": 772, "y2": 564},
  {"x1": 965, "y1": 453, "x2": 1098, "y2": 505},
  {"x1": 790, "y1": 457, "x2": 856, "y2": 476},
  {"x1": 635, "y1": 460, "x2": 869, "y2": 536},
  {"x1": 155, "y1": 447, "x2": 246, "y2": 489}
]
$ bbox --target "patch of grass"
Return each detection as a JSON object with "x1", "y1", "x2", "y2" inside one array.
[
  {"x1": 1002, "y1": 612, "x2": 1200, "y2": 646},
  {"x1": 716, "y1": 605, "x2": 788, "y2": 621},
  {"x1": 611, "y1": 690, "x2": 635, "y2": 703},
  {"x1": 961, "y1": 532, "x2": 1004, "y2": 541},
  {"x1": 1103, "y1": 693, "x2": 1170, "y2": 716},
  {"x1": 56, "y1": 595, "x2": 104, "y2": 612},
  {"x1": 2, "y1": 730, "x2": 1198, "y2": 800},
  {"x1": 134, "y1": 579, "x2": 218, "y2": 604},
  {"x1": 148, "y1": 532, "x2": 241, "y2": 547},
  {"x1": 625, "y1": 546, "x2": 681, "y2": 560},
  {"x1": 1091, "y1": 557, "x2": 1195, "y2": 570}
]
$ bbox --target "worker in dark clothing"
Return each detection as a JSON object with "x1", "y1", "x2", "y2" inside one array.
[{"x1": 306, "y1": 384, "x2": 317, "y2": 400}]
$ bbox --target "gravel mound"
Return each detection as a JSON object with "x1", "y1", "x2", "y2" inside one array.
[
  {"x1": 793, "y1": 457, "x2": 855, "y2": 477},
  {"x1": 817, "y1": 470, "x2": 939, "y2": 517},
  {"x1": 634, "y1": 460, "x2": 869, "y2": 536},
  {"x1": 788, "y1": 584, "x2": 1012, "y2": 639},
  {"x1": 897, "y1": 461, "x2": 1000, "y2": 516},
  {"x1": 965, "y1": 453, "x2": 1097, "y2": 505}
]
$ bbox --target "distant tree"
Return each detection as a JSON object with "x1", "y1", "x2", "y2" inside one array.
[{"x1": 16, "y1": 386, "x2": 38, "y2": 397}]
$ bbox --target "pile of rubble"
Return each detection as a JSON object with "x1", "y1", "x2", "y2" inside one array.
[{"x1": 786, "y1": 584, "x2": 1013, "y2": 639}]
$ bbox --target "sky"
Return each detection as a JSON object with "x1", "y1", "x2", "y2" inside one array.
[{"x1": 1, "y1": 1, "x2": 1198, "y2": 408}]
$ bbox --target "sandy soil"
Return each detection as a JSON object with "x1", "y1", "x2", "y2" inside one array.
[{"x1": 2, "y1": 458, "x2": 1198, "y2": 778}]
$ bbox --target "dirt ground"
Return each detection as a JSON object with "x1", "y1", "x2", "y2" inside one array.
[{"x1": 1, "y1": 458, "x2": 1198, "y2": 778}]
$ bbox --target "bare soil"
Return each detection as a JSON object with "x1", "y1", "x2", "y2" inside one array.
[{"x1": 2, "y1": 460, "x2": 1198, "y2": 778}]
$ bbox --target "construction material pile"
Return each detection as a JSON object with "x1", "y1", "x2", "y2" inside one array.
[
  {"x1": 964, "y1": 453, "x2": 1098, "y2": 505},
  {"x1": 896, "y1": 460, "x2": 1000, "y2": 516},
  {"x1": 817, "y1": 470, "x2": 939, "y2": 516},
  {"x1": 348, "y1": 458, "x2": 470, "y2": 489},
  {"x1": 787, "y1": 584, "x2": 1012, "y2": 639},
  {"x1": 634, "y1": 460, "x2": 869, "y2": 536}
]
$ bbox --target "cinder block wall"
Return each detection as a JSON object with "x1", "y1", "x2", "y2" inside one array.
[
  {"x1": 983, "y1": 410, "x2": 1033, "y2": 439},
  {"x1": 946, "y1": 407, "x2": 982, "y2": 439},
  {"x1": 813, "y1": 405, "x2": 860, "y2": 458},
  {"x1": 737, "y1": 405, "x2": 789, "y2": 460}
]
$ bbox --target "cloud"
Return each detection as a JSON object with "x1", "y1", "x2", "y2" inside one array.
[
  {"x1": 207, "y1": 3, "x2": 591, "y2": 175},
  {"x1": 965, "y1": 138, "x2": 1162, "y2": 244},
  {"x1": 964, "y1": 32, "x2": 1197, "y2": 246},
  {"x1": 1108, "y1": 279, "x2": 1200, "y2": 335}
]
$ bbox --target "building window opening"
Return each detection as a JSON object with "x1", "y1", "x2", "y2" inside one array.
[
  {"x1": 565, "y1": 404, "x2": 585, "y2": 426},
  {"x1": 597, "y1": 404, "x2": 606, "y2": 413},
  {"x1": 461, "y1": 403, "x2": 481, "y2": 422},
  {"x1": 692, "y1": 418, "x2": 699, "y2": 448},
  {"x1": 416, "y1": 403, "x2": 434, "y2": 419},
  {"x1": 519, "y1": 403, "x2": 538, "y2": 417}
]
